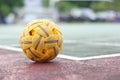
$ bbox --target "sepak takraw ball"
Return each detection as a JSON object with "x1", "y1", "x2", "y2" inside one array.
[{"x1": 20, "y1": 19, "x2": 63, "y2": 62}]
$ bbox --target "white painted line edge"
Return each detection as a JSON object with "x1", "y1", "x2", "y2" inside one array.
[
  {"x1": 0, "y1": 45, "x2": 120, "y2": 61},
  {"x1": 0, "y1": 45, "x2": 22, "y2": 52}
]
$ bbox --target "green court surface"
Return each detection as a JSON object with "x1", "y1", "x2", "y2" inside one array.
[{"x1": 0, "y1": 23, "x2": 120, "y2": 57}]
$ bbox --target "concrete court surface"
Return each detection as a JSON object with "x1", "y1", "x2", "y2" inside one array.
[
  {"x1": 0, "y1": 23, "x2": 120, "y2": 57},
  {"x1": 0, "y1": 48, "x2": 120, "y2": 80}
]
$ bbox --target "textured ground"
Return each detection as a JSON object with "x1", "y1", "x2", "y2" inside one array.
[{"x1": 0, "y1": 48, "x2": 120, "y2": 80}]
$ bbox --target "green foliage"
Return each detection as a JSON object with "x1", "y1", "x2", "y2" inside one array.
[
  {"x1": 69, "y1": 1, "x2": 91, "y2": 7},
  {"x1": 43, "y1": 0, "x2": 49, "y2": 8},
  {"x1": 55, "y1": 0, "x2": 120, "y2": 13},
  {"x1": 0, "y1": 0, "x2": 23, "y2": 16},
  {"x1": 90, "y1": 2, "x2": 113, "y2": 11},
  {"x1": 56, "y1": 1, "x2": 92, "y2": 13},
  {"x1": 112, "y1": 0, "x2": 120, "y2": 11},
  {"x1": 56, "y1": 1, "x2": 73, "y2": 13},
  {"x1": 1, "y1": 0, "x2": 120, "y2": 16},
  {"x1": 91, "y1": 0, "x2": 120, "y2": 11},
  {"x1": 0, "y1": 4, "x2": 11, "y2": 16}
]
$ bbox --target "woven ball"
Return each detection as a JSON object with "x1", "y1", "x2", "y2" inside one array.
[{"x1": 20, "y1": 19, "x2": 63, "y2": 62}]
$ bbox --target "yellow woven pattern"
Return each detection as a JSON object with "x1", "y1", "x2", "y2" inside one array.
[{"x1": 20, "y1": 19, "x2": 63, "y2": 62}]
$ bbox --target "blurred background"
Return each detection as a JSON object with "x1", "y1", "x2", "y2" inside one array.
[
  {"x1": 0, "y1": 0, "x2": 120, "y2": 24},
  {"x1": 0, "y1": 0, "x2": 120, "y2": 57}
]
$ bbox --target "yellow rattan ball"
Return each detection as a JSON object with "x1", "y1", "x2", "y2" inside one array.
[{"x1": 20, "y1": 19, "x2": 63, "y2": 62}]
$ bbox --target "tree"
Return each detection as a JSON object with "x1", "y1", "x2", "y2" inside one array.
[
  {"x1": 112, "y1": 0, "x2": 120, "y2": 11},
  {"x1": 55, "y1": 1, "x2": 91, "y2": 13},
  {"x1": 43, "y1": 0, "x2": 49, "y2": 8},
  {"x1": 90, "y1": 0, "x2": 120, "y2": 11},
  {"x1": 0, "y1": 0, "x2": 23, "y2": 16}
]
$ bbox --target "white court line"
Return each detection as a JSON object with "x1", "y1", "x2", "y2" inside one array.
[
  {"x1": 64, "y1": 40, "x2": 120, "y2": 47},
  {"x1": 0, "y1": 45, "x2": 120, "y2": 61},
  {"x1": 0, "y1": 45, "x2": 22, "y2": 52}
]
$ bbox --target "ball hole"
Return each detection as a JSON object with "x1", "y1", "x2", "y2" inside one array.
[
  {"x1": 52, "y1": 28, "x2": 58, "y2": 34},
  {"x1": 42, "y1": 49, "x2": 47, "y2": 54},
  {"x1": 29, "y1": 29, "x2": 35, "y2": 36}
]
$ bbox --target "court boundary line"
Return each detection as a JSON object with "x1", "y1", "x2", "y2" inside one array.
[
  {"x1": 0, "y1": 45, "x2": 120, "y2": 61},
  {"x1": 64, "y1": 40, "x2": 120, "y2": 47}
]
